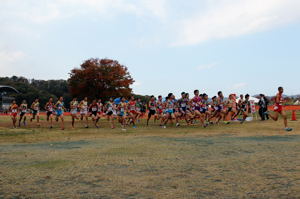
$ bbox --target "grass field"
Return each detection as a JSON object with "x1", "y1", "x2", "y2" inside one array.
[{"x1": 0, "y1": 114, "x2": 300, "y2": 199}]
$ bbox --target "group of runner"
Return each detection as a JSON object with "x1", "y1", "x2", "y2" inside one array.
[{"x1": 7, "y1": 87, "x2": 293, "y2": 131}]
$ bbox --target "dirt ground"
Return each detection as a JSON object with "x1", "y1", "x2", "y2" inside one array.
[{"x1": 0, "y1": 115, "x2": 300, "y2": 199}]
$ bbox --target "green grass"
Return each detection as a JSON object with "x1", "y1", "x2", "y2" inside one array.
[
  {"x1": 0, "y1": 115, "x2": 300, "y2": 198},
  {"x1": 29, "y1": 160, "x2": 72, "y2": 169}
]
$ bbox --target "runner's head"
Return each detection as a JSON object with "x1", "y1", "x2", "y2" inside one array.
[
  {"x1": 84, "y1": 97, "x2": 88, "y2": 101},
  {"x1": 121, "y1": 97, "x2": 126, "y2": 102},
  {"x1": 12, "y1": 100, "x2": 16, "y2": 104},
  {"x1": 245, "y1": 94, "x2": 250, "y2": 100},
  {"x1": 218, "y1": 91, "x2": 223, "y2": 98},
  {"x1": 158, "y1": 95, "x2": 162, "y2": 100},
  {"x1": 130, "y1": 96, "x2": 135, "y2": 101},
  {"x1": 150, "y1": 95, "x2": 155, "y2": 101},
  {"x1": 49, "y1": 97, "x2": 53, "y2": 102},
  {"x1": 22, "y1": 100, "x2": 27, "y2": 104},
  {"x1": 212, "y1": 96, "x2": 217, "y2": 101},
  {"x1": 194, "y1": 90, "x2": 199, "y2": 96},
  {"x1": 92, "y1": 99, "x2": 97, "y2": 104},
  {"x1": 168, "y1": 93, "x2": 174, "y2": 100},
  {"x1": 72, "y1": 97, "x2": 77, "y2": 101},
  {"x1": 240, "y1": 94, "x2": 244, "y2": 99},
  {"x1": 203, "y1": 93, "x2": 208, "y2": 100},
  {"x1": 278, "y1": 86, "x2": 284, "y2": 94},
  {"x1": 185, "y1": 93, "x2": 189, "y2": 99},
  {"x1": 181, "y1": 92, "x2": 185, "y2": 98},
  {"x1": 35, "y1": 98, "x2": 39, "y2": 102},
  {"x1": 59, "y1": 96, "x2": 63, "y2": 101}
]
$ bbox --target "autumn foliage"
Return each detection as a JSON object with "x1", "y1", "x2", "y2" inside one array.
[{"x1": 68, "y1": 58, "x2": 134, "y2": 100}]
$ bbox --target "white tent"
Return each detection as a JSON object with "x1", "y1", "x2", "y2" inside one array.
[
  {"x1": 236, "y1": 96, "x2": 259, "y2": 103},
  {"x1": 294, "y1": 100, "x2": 300, "y2": 105}
]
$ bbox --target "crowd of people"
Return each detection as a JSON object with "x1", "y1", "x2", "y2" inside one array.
[{"x1": 7, "y1": 87, "x2": 293, "y2": 132}]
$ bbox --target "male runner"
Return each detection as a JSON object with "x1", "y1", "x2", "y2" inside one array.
[
  {"x1": 9, "y1": 100, "x2": 18, "y2": 128},
  {"x1": 45, "y1": 97, "x2": 54, "y2": 128},
  {"x1": 268, "y1": 87, "x2": 293, "y2": 132},
  {"x1": 19, "y1": 100, "x2": 28, "y2": 127}
]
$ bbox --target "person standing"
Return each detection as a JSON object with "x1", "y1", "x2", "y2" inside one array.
[
  {"x1": 258, "y1": 94, "x2": 269, "y2": 121},
  {"x1": 263, "y1": 94, "x2": 269, "y2": 120}
]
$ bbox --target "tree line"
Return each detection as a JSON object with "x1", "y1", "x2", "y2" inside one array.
[{"x1": 0, "y1": 58, "x2": 151, "y2": 109}]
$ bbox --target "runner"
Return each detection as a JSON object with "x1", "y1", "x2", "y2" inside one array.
[
  {"x1": 216, "y1": 91, "x2": 227, "y2": 124},
  {"x1": 54, "y1": 97, "x2": 65, "y2": 130},
  {"x1": 161, "y1": 93, "x2": 176, "y2": 128},
  {"x1": 233, "y1": 94, "x2": 244, "y2": 119},
  {"x1": 89, "y1": 99, "x2": 100, "y2": 128},
  {"x1": 135, "y1": 98, "x2": 143, "y2": 123},
  {"x1": 225, "y1": 94, "x2": 237, "y2": 122},
  {"x1": 79, "y1": 97, "x2": 89, "y2": 128},
  {"x1": 185, "y1": 93, "x2": 194, "y2": 125},
  {"x1": 18, "y1": 100, "x2": 28, "y2": 127},
  {"x1": 128, "y1": 96, "x2": 137, "y2": 128},
  {"x1": 268, "y1": 87, "x2": 293, "y2": 132},
  {"x1": 97, "y1": 99, "x2": 104, "y2": 126},
  {"x1": 9, "y1": 100, "x2": 18, "y2": 128},
  {"x1": 200, "y1": 93, "x2": 211, "y2": 126},
  {"x1": 70, "y1": 98, "x2": 79, "y2": 129},
  {"x1": 45, "y1": 97, "x2": 54, "y2": 128},
  {"x1": 240, "y1": 94, "x2": 251, "y2": 123},
  {"x1": 30, "y1": 98, "x2": 40, "y2": 126},
  {"x1": 156, "y1": 95, "x2": 164, "y2": 122},
  {"x1": 105, "y1": 98, "x2": 117, "y2": 129},
  {"x1": 177, "y1": 92, "x2": 187, "y2": 126},
  {"x1": 147, "y1": 96, "x2": 157, "y2": 126},
  {"x1": 192, "y1": 90, "x2": 206, "y2": 127},
  {"x1": 117, "y1": 97, "x2": 128, "y2": 130},
  {"x1": 209, "y1": 96, "x2": 218, "y2": 123}
]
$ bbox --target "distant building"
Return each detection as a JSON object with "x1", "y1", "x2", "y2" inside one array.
[{"x1": 0, "y1": 85, "x2": 20, "y2": 112}]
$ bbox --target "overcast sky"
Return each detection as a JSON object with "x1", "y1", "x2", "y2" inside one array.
[{"x1": 1, "y1": 0, "x2": 300, "y2": 97}]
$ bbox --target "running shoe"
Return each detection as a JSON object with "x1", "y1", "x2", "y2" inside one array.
[{"x1": 285, "y1": 127, "x2": 293, "y2": 132}]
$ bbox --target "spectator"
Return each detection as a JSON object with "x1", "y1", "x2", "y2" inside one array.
[{"x1": 258, "y1": 94, "x2": 269, "y2": 120}]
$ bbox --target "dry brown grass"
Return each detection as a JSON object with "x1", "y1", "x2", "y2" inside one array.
[{"x1": 0, "y1": 115, "x2": 300, "y2": 199}]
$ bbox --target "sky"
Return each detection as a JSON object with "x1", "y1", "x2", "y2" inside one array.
[{"x1": 1, "y1": 0, "x2": 300, "y2": 97}]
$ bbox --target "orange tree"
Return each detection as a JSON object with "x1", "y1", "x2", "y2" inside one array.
[{"x1": 68, "y1": 58, "x2": 134, "y2": 100}]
